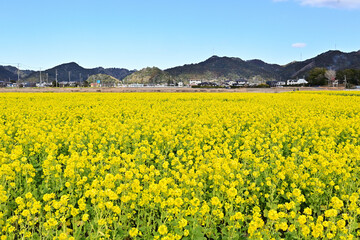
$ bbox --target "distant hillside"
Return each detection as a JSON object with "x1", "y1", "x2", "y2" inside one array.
[
  {"x1": 101, "y1": 68, "x2": 135, "y2": 80},
  {"x1": 86, "y1": 74, "x2": 120, "y2": 85},
  {"x1": 123, "y1": 67, "x2": 174, "y2": 84},
  {"x1": 24, "y1": 62, "x2": 135, "y2": 83},
  {"x1": 165, "y1": 56, "x2": 283, "y2": 82},
  {"x1": 281, "y1": 50, "x2": 360, "y2": 78},
  {"x1": 0, "y1": 66, "x2": 17, "y2": 81},
  {"x1": 2, "y1": 66, "x2": 34, "y2": 79},
  {"x1": 0, "y1": 66, "x2": 34, "y2": 81},
  {"x1": 162, "y1": 50, "x2": 360, "y2": 82}
]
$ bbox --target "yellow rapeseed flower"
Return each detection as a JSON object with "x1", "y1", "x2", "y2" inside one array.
[{"x1": 158, "y1": 224, "x2": 168, "y2": 235}]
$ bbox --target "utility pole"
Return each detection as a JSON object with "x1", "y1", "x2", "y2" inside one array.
[
  {"x1": 68, "y1": 71, "x2": 71, "y2": 82},
  {"x1": 344, "y1": 75, "x2": 347, "y2": 88},
  {"x1": 79, "y1": 73, "x2": 82, "y2": 87},
  {"x1": 17, "y1": 64, "x2": 20, "y2": 83},
  {"x1": 55, "y1": 69, "x2": 58, "y2": 87},
  {"x1": 40, "y1": 68, "x2": 42, "y2": 84},
  {"x1": 46, "y1": 73, "x2": 49, "y2": 84}
]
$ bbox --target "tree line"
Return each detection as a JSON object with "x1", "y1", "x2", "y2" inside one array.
[{"x1": 307, "y1": 68, "x2": 360, "y2": 86}]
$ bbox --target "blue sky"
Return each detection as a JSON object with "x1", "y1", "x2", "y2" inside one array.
[{"x1": 1, "y1": 0, "x2": 360, "y2": 70}]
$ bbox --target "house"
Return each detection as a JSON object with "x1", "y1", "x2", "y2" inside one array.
[
  {"x1": 6, "y1": 82, "x2": 16, "y2": 87},
  {"x1": 197, "y1": 82, "x2": 218, "y2": 87},
  {"x1": 128, "y1": 83, "x2": 144, "y2": 87},
  {"x1": 332, "y1": 80, "x2": 339, "y2": 87},
  {"x1": 232, "y1": 79, "x2": 248, "y2": 87},
  {"x1": 58, "y1": 81, "x2": 77, "y2": 87},
  {"x1": 91, "y1": 83, "x2": 100, "y2": 87},
  {"x1": 224, "y1": 80, "x2": 234, "y2": 86},
  {"x1": 0, "y1": 81, "x2": 11, "y2": 87},
  {"x1": 287, "y1": 79, "x2": 308, "y2": 85},
  {"x1": 189, "y1": 80, "x2": 202, "y2": 86},
  {"x1": 276, "y1": 81, "x2": 286, "y2": 86},
  {"x1": 266, "y1": 80, "x2": 286, "y2": 87},
  {"x1": 224, "y1": 79, "x2": 248, "y2": 87},
  {"x1": 22, "y1": 82, "x2": 36, "y2": 87},
  {"x1": 36, "y1": 82, "x2": 46, "y2": 87}
]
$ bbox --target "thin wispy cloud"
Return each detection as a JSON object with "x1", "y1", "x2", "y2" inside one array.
[
  {"x1": 274, "y1": 0, "x2": 360, "y2": 9},
  {"x1": 292, "y1": 43, "x2": 307, "y2": 48},
  {"x1": 300, "y1": 0, "x2": 360, "y2": 9}
]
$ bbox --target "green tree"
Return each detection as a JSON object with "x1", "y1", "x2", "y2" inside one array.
[
  {"x1": 82, "y1": 80, "x2": 90, "y2": 87},
  {"x1": 52, "y1": 80, "x2": 58, "y2": 87},
  {"x1": 307, "y1": 68, "x2": 327, "y2": 86},
  {"x1": 336, "y1": 69, "x2": 360, "y2": 86}
]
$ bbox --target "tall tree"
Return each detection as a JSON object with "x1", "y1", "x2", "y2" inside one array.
[
  {"x1": 336, "y1": 69, "x2": 360, "y2": 85},
  {"x1": 307, "y1": 68, "x2": 327, "y2": 86}
]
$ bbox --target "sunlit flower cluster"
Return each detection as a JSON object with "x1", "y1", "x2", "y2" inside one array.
[{"x1": 1, "y1": 91, "x2": 360, "y2": 239}]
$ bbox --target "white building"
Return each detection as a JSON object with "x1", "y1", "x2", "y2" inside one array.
[
  {"x1": 287, "y1": 79, "x2": 308, "y2": 85},
  {"x1": 275, "y1": 81, "x2": 286, "y2": 86},
  {"x1": 189, "y1": 80, "x2": 202, "y2": 86},
  {"x1": 36, "y1": 82, "x2": 46, "y2": 87}
]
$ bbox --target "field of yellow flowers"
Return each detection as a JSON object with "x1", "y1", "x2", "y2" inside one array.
[{"x1": 1, "y1": 92, "x2": 360, "y2": 240}]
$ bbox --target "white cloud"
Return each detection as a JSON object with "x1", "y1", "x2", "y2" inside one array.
[
  {"x1": 298, "y1": 0, "x2": 360, "y2": 9},
  {"x1": 274, "y1": 0, "x2": 360, "y2": 9},
  {"x1": 292, "y1": 43, "x2": 307, "y2": 48}
]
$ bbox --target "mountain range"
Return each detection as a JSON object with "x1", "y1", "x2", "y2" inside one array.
[
  {"x1": 1, "y1": 49, "x2": 360, "y2": 83},
  {"x1": 23, "y1": 62, "x2": 135, "y2": 83},
  {"x1": 164, "y1": 50, "x2": 360, "y2": 83}
]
